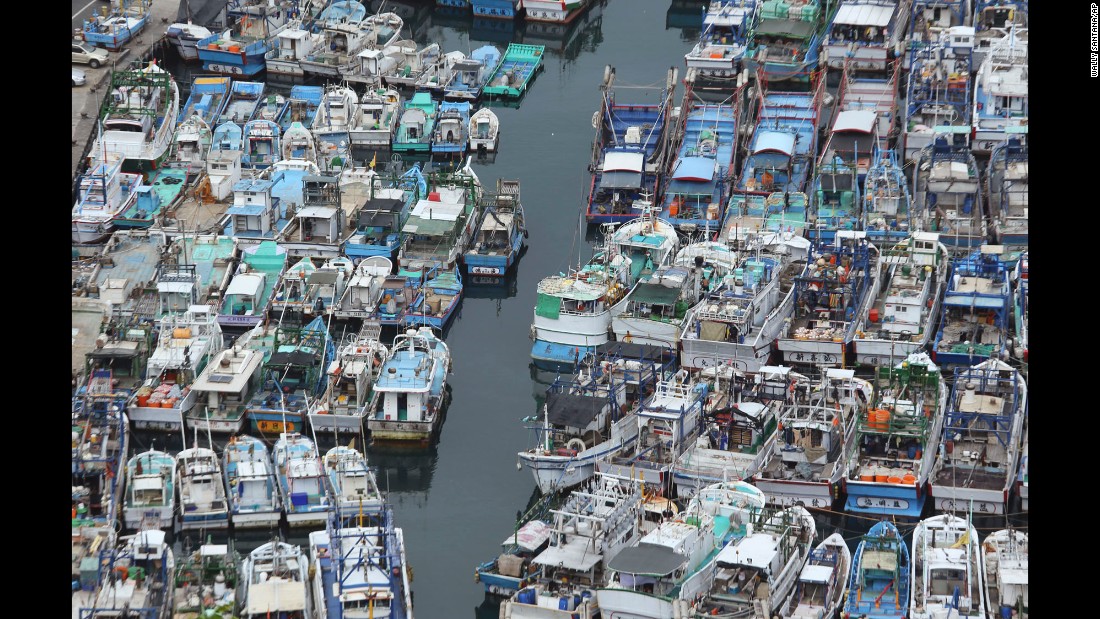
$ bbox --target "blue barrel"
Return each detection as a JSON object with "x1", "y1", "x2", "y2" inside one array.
[
  {"x1": 1000, "y1": 606, "x2": 1013, "y2": 619},
  {"x1": 907, "y1": 443, "x2": 917, "y2": 459},
  {"x1": 573, "y1": 594, "x2": 581, "y2": 608},
  {"x1": 519, "y1": 588, "x2": 536, "y2": 605},
  {"x1": 558, "y1": 597, "x2": 570, "y2": 610}
]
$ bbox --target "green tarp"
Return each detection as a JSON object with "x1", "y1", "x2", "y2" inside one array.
[{"x1": 536, "y1": 293, "x2": 561, "y2": 319}]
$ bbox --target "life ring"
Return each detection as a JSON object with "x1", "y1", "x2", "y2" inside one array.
[{"x1": 566, "y1": 438, "x2": 586, "y2": 453}]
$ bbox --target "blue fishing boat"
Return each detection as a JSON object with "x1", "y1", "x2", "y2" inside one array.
[
  {"x1": 431, "y1": 101, "x2": 472, "y2": 155},
  {"x1": 862, "y1": 147, "x2": 912, "y2": 244},
  {"x1": 902, "y1": 29, "x2": 973, "y2": 163},
  {"x1": 585, "y1": 69, "x2": 672, "y2": 224},
  {"x1": 684, "y1": 0, "x2": 759, "y2": 82},
  {"x1": 324, "y1": 445, "x2": 384, "y2": 519},
  {"x1": 986, "y1": 134, "x2": 1028, "y2": 252},
  {"x1": 177, "y1": 76, "x2": 233, "y2": 126},
  {"x1": 482, "y1": 43, "x2": 546, "y2": 98},
  {"x1": 253, "y1": 92, "x2": 289, "y2": 126},
  {"x1": 72, "y1": 370, "x2": 130, "y2": 530},
  {"x1": 472, "y1": 0, "x2": 518, "y2": 19},
  {"x1": 835, "y1": 57, "x2": 899, "y2": 152},
  {"x1": 393, "y1": 91, "x2": 437, "y2": 154},
  {"x1": 913, "y1": 132, "x2": 987, "y2": 253},
  {"x1": 223, "y1": 435, "x2": 283, "y2": 528},
  {"x1": 742, "y1": 0, "x2": 830, "y2": 82},
  {"x1": 246, "y1": 316, "x2": 335, "y2": 434},
  {"x1": 843, "y1": 521, "x2": 910, "y2": 618},
  {"x1": 216, "y1": 80, "x2": 265, "y2": 125},
  {"x1": 477, "y1": 519, "x2": 552, "y2": 597},
  {"x1": 808, "y1": 157, "x2": 861, "y2": 242},
  {"x1": 82, "y1": 0, "x2": 149, "y2": 51},
  {"x1": 273, "y1": 432, "x2": 333, "y2": 526},
  {"x1": 218, "y1": 241, "x2": 288, "y2": 330},
  {"x1": 465, "y1": 179, "x2": 526, "y2": 278},
  {"x1": 211, "y1": 121, "x2": 244, "y2": 154},
  {"x1": 660, "y1": 102, "x2": 738, "y2": 230},
  {"x1": 823, "y1": 0, "x2": 911, "y2": 71},
  {"x1": 933, "y1": 246, "x2": 1012, "y2": 366},
  {"x1": 175, "y1": 447, "x2": 230, "y2": 530},
  {"x1": 111, "y1": 182, "x2": 162, "y2": 232},
  {"x1": 77, "y1": 529, "x2": 174, "y2": 619},
  {"x1": 280, "y1": 85, "x2": 325, "y2": 132},
  {"x1": 309, "y1": 511, "x2": 414, "y2": 618},
  {"x1": 344, "y1": 163, "x2": 425, "y2": 263},
  {"x1": 242, "y1": 119, "x2": 281, "y2": 169},
  {"x1": 366, "y1": 327, "x2": 452, "y2": 445},
  {"x1": 737, "y1": 82, "x2": 824, "y2": 196},
  {"x1": 721, "y1": 189, "x2": 811, "y2": 238},
  {"x1": 843, "y1": 352, "x2": 946, "y2": 518},
  {"x1": 195, "y1": 0, "x2": 293, "y2": 76},
  {"x1": 405, "y1": 269, "x2": 463, "y2": 329},
  {"x1": 444, "y1": 45, "x2": 502, "y2": 100},
  {"x1": 821, "y1": 109, "x2": 879, "y2": 182}
]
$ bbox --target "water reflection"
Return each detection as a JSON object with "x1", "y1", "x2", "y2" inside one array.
[{"x1": 666, "y1": 0, "x2": 705, "y2": 39}]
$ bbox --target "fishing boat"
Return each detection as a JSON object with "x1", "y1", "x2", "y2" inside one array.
[
  {"x1": 195, "y1": 0, "x2": 292, "y2": 76},
  {"x1": 609, "y1": 263, "x2": 699, "y2": 349},
  {"x1": 519, "y1": 344, "x2": 668, "y2": 494},
  {"x1": 255, "y1": 92, "x2": 290, "y2": 127},
  {"x1": 843, "y1": 520, "x2": 910, "y2": 619},
  {"x1": 172, "y1": 114, "x2": 214, "y2": 166},
  {"x1": 823, "y1": 0, "x2": 911, "y2": 70},
  {"x1": 172, "y1": 542, "x2": 240, "y2": 619},
  {"x1": 843, "y1": 352, "x2": 946, "y2": 518},
  {"x1": 334, "y1": 258, "x2": 394, "y2": 322},
  {"x1": 82, "y1": 0, "x2": 149, "y2": 51},
  {"x1": 473, "y1": 0, "x2": 518, "y2": 19},
  {"x1": 905, "y1": 0, "x2": 972, "y2": 68},
  {"x1": 972, "y1": 27, "x2": 1028, "y2": 154},
  {"x1": 71, "y1": 370, "x2": 130, "y2": 533},
  {"x1": 397, "y1": 163, "x2": 483, "y2": 282},
  {"x1": 245, "y1": 316, "x2": 335, "y2": 434},
  {"x1": 185, "y1": 344, "x2": 264, "y2": 434},
  {"x1": 738, "y1": 81, "x2": 824, "y2": 197},
  {"x1": 223, "y1": 434, "x2": 283, "y2": 528},
  {"x1": 281, "y1": 86, "x2": 326, "y2": 132},
  {"x1": 684, "y1": 0, "x2": 759, "y2": 82},
  {"x1": 596, "y1": 483, "x2": 768, "y2": 618},
  {"x1": 282, "y1": 122, "x2": 319, "y2": 165},
  {"x1": 350, "y1": 85, "x2": 402, "y2": 152},
  {"x1": 862, "y1": 147, "x2": 912, "y2": 244},
  {"x1": 273, "y1": 432, "x2": 333, "y2": 527},
  {"x1": 902, "y1": 28, "x2": 974, "y2": 163},
  {"x1": 431, "y1": 101, "x2": 472, "y2": 155},
  {"x1": 608, "y1": 208, "x2": 682, "y2": 283},
  {"x1": 742, "y1": 0, "x2": 828, "y2": 81},
  {"x1": 217, "y1": 81, "x2": 265, "y2": 125},
  {"x1": 77, "y1": 529, "x2": 175, "y2": 619},
  {"x1": 310, "y1": 333, "x2": 388, "y2": 433},
  {"x1": 353, "y1": 40, "x2": 441, "y2": 88},
  {"x1": 477, "y1": 519, "x2": 553, "y2": 598},
  {"x1": 585, "y1": 69, "x2": 673, "y2": 224},
  {"x1": 72, "y1": 160, "x2": 144, "y2": 244},
  {"x1": 89, "y1": 62, "x2": 181, "y2": 175},
  {"x1": 175, "y1": 446, "x2": 230, "y2": 530},
  {"x1": 392, "y1": 91, "x2": 437, "y2": 154},
  {"x1": 598, "y1": 373, "x2": 708, "y2": 486},
  {"x1": 837, "y1": 58, "x2": 900, "y2": 149},
  {"x1": 986, "y1": 135, "x2": 1028, "y2": 252},
  {"x1": 503, "y1": 475, "x2": 646, "y2": 619},
  {"x1": 930, "y1": 359, "x2": 1026, "y2": 515},
  {"x1": 366, "y1": 327, "x2": 452, "y2": 445},
  {"x1": 464, "y1": 178, "x2": 527, "y2": 278},
  {"x1": 982, "y1": 529, "x2": 1028, "y2": 618},
  {"x1": 157, "y1": 234, "x2": 239, "y2": 315},
  {"x1": 691, "y1": 506, "x2": 818, "y2": 616},
  {"x1": 323, "y1": 445, "x2": 385, "y2": 517},
  {"x1": 753, "y1": 369, "x2": 871, "y2": 508},
  {"x1": 932, "y1": 246, "x2": 1012, "y2": 365},
  {"x1": 241, "y1": 119, "x2": 282, "y2": 169},
  {"x1": 808, "y1": 155, "x2": 861, "y2": 243},
  {"x1": 211, "y1": 121, "x2": 244, "y2": 155},
  {"x1": 312, "y1": 12, "x2": 407, "y2": 79},
  {"x1": 177, "y1": 76, "x2": 233, "y2": 127},
  {"x1": 774, "y1": 232, "x2": 881, "y2": 367},
  {"x1": 123, "y1": 449, "x2": 176, "y2": 530},
  {"x1": 444, "y1": 44, "x2": 501, "y2": 100},
  {"x1": 240, "y1": 540, "x2": 313, "y2": 618},
  {"x1": 469, "y1": 107, "x2": 500, "y2": 152},
  {"x1": 784, "y1": 532, "x2": 852, "y2": 618},
  {"x1": 218, "y1": 241, "x2": 288, "y2": 330},
  {"x1": 343, "y1": 164, "x2": 424, "y2": 263},
  {"x1": 531, "y1": 233, "x2": 634, "y2": 368},
  {"x1": 309, "y1": 513, "x2": 414, "y2": 619},
  {"x1": 166, "y1": 20, "x2": 214, "y2": 62},
  {"x1": 1015, "y1": 419, "x2": 1027, "y2": 512},
  {"x1": 482, "y1": 43, "x2": 546, "y2": 97},
  {"x1": 852, "y1": 232, "x2": 949, "y2": 367},
  {"x1": 129, "y1": 306, "x2": 222, "y2": 431},
  {"x1": 1012, "y1": 252, "x2": 1027, "y2": 361},
  {"x1": 523, "y1": 0, "x2": 588, "y2": 23},
  {"x1": 312, "y1": 85, "x2": 361, "y2": 173},
  {"x1": 973, "y1": 0, "x2": 1027, "y2": 65},
  {"x1": 913, "y1": 132, "x2": 988, "y2": 253},
  {"x1": 660, "y1": 102, "x2": 738, "y2": 230},
  {"x1": 269, "y1": 257, "x2": 320, "y2": 320},
  {"x1": 909, "y1": 514, "x2": 987, "y2": 619}
]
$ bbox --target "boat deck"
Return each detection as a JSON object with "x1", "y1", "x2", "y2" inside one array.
[
  {"x1": 933, "y1": 466, "x2": 1006, "y2": 490},
  {"x1": 315, "y1": 537, "x2": 343, "y2": 619}
]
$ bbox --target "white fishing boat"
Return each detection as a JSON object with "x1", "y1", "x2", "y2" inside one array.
[
  {"x1": 76, "y1": 529, "x2": 176, "y2": 619},
  {"x1": 310, "y1": 332, "x2": 388, "y2": 433},
  {"x1": 309, "y1": 514, "x2": 414, "y2": 619},
  {"x1": 89, "y1": 62, "x2": 181, "y2": 172},
  {"x1": 609, "y1": 264, "x2": 697, "y2": 350},
  {"x1": 334, "y1": 257, "x2": 393, "y2": 320},
  {"x1": 324, "y1": 445, "x2": 384, "y2": 518},
  {"x1": 982, "y1": 529, "x2": 1028, "y2": 619},
  {"x1": 166, "y1": 22, "x2": 214, "y2": 61},
  {"x1": 311, "y1": 85, "x2": 361, "y2": 172},
  {"x1": 365, "y1": 327, "x2": 452, "y2": 445},
  {"x1": 350, "y1": 85, "x2": 402, "y2": 150},
  {"x1": 282, "y1": 121, "x2": 319, "y2": 165},
  {"x1": 784, "y1": 532, "x2": 851, "y2": 619},
  {"x1": 987, "y1": 136, "x2": 1028, "y2": 253},
  {"x1": 240, "y1": 540, "x2": 313, "y2": 619},
  {"x1": 273, "y1": 432, "x2": 333, "y2": 527},
  {"x1": 971, "y1": 27, "x2": 1028, "y2": 154},
  {"x1": 175, "y1": 446, "x2": 230, "y2": 530},
  {"x1": 185, "y1": 344, "x2": 265, "y2": 434},
  {"x1": 909, "y1": 514, "x2": 988, "y2": 619},
  {"x1": 129, "y1": 305, "x2": 222, "y2": 431},
  {"x1": 72, "y1": 160, "x2": 144, "y2": 244},
  {"x1": 123, "y1": 449, "x2": 176, "y2": 531},
  {"x1": 930, "y1": 358, "x2": 1027, "y2": 515},
  {"x1": 608, "y1": 209, "x2": 682, "y2": 281},
  {"x1": 172, "y1": 114, "x2": 213, "y2": 165},
  {"x1": 223, "y1": 434, "x2": 283, "y2": 528}
]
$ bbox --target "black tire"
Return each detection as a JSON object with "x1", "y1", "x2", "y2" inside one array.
[{"x1": 89, "y1": 59, "x2": 101, "y2": 69}]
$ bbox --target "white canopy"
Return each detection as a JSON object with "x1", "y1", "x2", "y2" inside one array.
[
  {"x1": 410, "y1": 198, "x2": 464, "y2": 221},
  {"x1": 832, "y1": 110, "x2": 878, "y2": 134},
  {"x1": 834, "y1": 3, "x2": 894, "y2": 27},
  {"x1": 800, "y1": 564, "x2": 835, "y2": 584},
  {"x1": 245, "y1": 580, "x2": 307, "y2": 614},
  {"x1": 604, "y1": 151, "x2": 645, "y2": 173}
]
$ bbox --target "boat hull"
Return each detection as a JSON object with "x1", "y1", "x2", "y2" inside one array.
[
  {"x1": 775, "y1": 337, "x2": 847, "y2": 366},
  {"x1": 523, "y1": 0, "x2": 587, "y2": 23},
  {"x1": 530, "y1": 340, "x2": 596, "y2": 370},
  {"x1": 519, "y1": 437, "x2": 637, "y2": 494},
  {"x1": 844, "y1": 479, "x2": 927, "y2": 519},
  {"x1": 753, "y1": 478, "x2": 837, "y2": 510},
  {"x1": 308, "y1": 412, "x2": 364, "y2": 433},
  {"x1": 286, "y1": 509, "x2": 331, "y2": 527},
  {"x1": 930, "y1": 484, "x2": 1009, "y2": 515},
  {"x1": 179, "y1": 511, "x2": 229, "y2": 531},
  {"x1": 231, "y1": 509, "x2": 282, "y2": 528},
  {"x1": 186, "y1": 415, "x2": 246, "y2": 434},
  {"x1": 249, "y1": 412, "x2": 307, "y2": 435},
  {"x1": 368, "y1": 419, "x2": 436, "y2": 444},
  {"x1": 124, "y1": 506, "x2": 174, "y2": 531},
  {"x1": 72, "y1": 220, "x2": 115, "y2": 244}
]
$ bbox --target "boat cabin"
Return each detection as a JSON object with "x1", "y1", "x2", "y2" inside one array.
[
  {"x1": 292, "y1": 175, "x2": 346, "y2": 245},
  {"x1": 228, "y1": 178, "x2": 282, "y2": 238},
  {"x1": 207, "y1": 149, "x2": 243, "y2": 201}
]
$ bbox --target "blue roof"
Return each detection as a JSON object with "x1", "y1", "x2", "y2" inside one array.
[
  {"x1": 673, "y1": 157, "x2": 717, "y2": 181},
  {"x1": 271, "y1": 169, "x2": 309, "y2": 208},
  {"x1": 233, "y1": 178, "x2": 275, "y2": 192},
  {"x1": 753, "y1": 131, "x2": 796, "y2": 156},
  {"x1": 374, "y1": 350, "x2": 432, "y2": 391},
  {"x1": 227, "y1": 204, "x2": 267, "y2": 216},
  {"x1": 667, "y1": 178, "x2": 718, "y2": 195}
]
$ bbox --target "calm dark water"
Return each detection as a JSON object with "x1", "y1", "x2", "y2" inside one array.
[{"x1": 142, "y1": 2, "x2": 1024, "y2": 617}]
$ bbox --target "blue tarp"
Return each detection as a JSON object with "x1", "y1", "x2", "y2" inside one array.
[
  {"x1": 227, "y1": 204, "x2": 267, "y2": 216},
  {"x1": 667, "y1": 178, "x2": 718, "y2": 195},
  {"x1": 673, "y1": 156, "x2": 717, "y2": 181}
]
